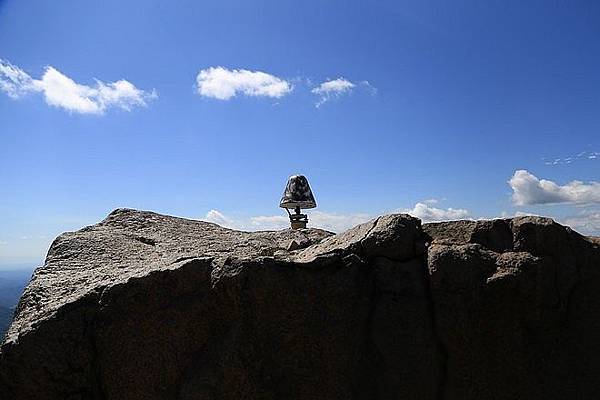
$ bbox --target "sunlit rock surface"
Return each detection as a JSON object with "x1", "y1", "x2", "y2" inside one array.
[{"x1": 1, "y1": 209, "x2": 599, "y2": 400}]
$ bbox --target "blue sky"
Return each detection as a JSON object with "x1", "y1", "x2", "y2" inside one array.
[{"x1": 1, "y1": 0, "x2": 599, "y2": 268}]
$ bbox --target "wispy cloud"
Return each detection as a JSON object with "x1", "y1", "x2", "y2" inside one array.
[
  {"x1": 0, "y1": 61, "x2": 34, "y2": 98},
  {"x1": 249, "y1": 215, "x2": 289, "y2": 230},
  {"x1": 400, "y1": 202, "x2": 470, "y2": 222},
  {"x1": 543, "y1": 150, "x2": 600, "y2": 166},
  {"x1": 311, "y1": 78, "x2": 376, "y2": 107},
  {"x1": 311, "y1": 78, "x2": 355, "y2": 107},
  {"x1": 0, "y1": 59, "x2": 157, "y2": 114},
  {"x1": 509, "y1": 170, "x2": 600, "y2": 205},
  {"x1": 196, "y1": 67, "x2": 292, "y2": 100}
]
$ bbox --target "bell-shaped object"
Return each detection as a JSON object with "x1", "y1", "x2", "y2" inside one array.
[
  {"x1": 279, "y1": 175, "x2": 317, "y2": 210},
  {"x1": 280, "y1": 175, "x2": 317, "y2": 230}
]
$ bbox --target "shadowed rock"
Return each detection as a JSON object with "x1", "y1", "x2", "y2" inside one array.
[
  {"x1": 1, "y1": 210, "x2": 599, "y2": 400},
  {"x1": 0, "y1": 209, "x2": 439, "y2": 400},
  {"x1": 424, "y1": 217, "x2": 600, "y2": 400}
]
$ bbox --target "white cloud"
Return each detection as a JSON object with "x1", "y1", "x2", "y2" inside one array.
[
  {"x1": 543, "y1": 150, "x2": 599, "y2": 166},
  {"x1": 202, "y1": 201, "x2": 470, "y2": 234},
  {"x1": 561, "y1": 209, "x2": 600, "y2": 236},
  {"x1": 0, "y1": 61, "x2": 36, "y2": 98},
  {"x1": 201, "y1": 209, "x2": 371, "y2": 233},
  {"x1": 496, "y1": 209, "x2": 600, "y2": 236},
  {"x1": 201, "y1": 209, "x2": 238, "y2": 229},
  {"x1": 514, "y1": 211, "x2": 539, "y2": 217},
  {"x1": 35, "y1": 67, "x2": 156, "y2": 114},
  {"x1": 195, "y1": 67, "x2": 292, "y2": 100},
  {"x1": 311, "y1": 78, "x2": 355, "y2": 107},
  {"x1": 251, "y1": 211, "x2": 372, "y2": 232},
  {"x1": 509, "y1": 170, "x2": 600, "y2": 205},
  {"x1": 0, "y1": 59, "x2": 156, "y2": 114},
  {"x1": 312, "y1": 78, "x2": 355, "y2": 95},
  {"x1": 309, "y1": 211, "x2": 372, "y2": 232},
  {"x1": 250, "y1": 215, "x2": 289, "y2": 230},
  {"x1": 497, "y1": 210, "x2": 540, "y2": 219},
  {"x1": 401, "y1": 202, "x2": 470, "y2": 222},
  {"x1": 0, "y1": 241, "x2": 7, "y2": 246}
]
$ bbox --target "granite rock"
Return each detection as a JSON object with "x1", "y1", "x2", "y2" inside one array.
[{"x1": 1, "y1": 210, "x2": 599, "y2": 400}]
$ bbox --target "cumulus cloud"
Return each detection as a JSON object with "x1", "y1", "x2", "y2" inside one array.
[
  {"x1": 311, "y1": 78, "x2": 355, "y2": 107},
  {"x1": 401, "y1": 202, "x2": 470, "y2": 222},
  {"x1": 201, "y1": 209, "x2": 238, "y2": 229},
  {"x1": 196, "y1": 67, "x2": 292, "y2": 100},
  {"x1": 509, "y1": 170, "x2": 600, "y2": 205},
  {"x1": 0, "y1": 59, "x2": 156, "y2": 114}
]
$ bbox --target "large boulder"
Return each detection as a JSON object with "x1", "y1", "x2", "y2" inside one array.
[
  {"x1": 1, "y1": 210, "x2": 599, "y2": 400},
  {"x1": 424, "y1": 217, "x2": 600, "y2": 400},
  {"x1": 0, "y1": 209, "x2": 439, "y2": 400}
]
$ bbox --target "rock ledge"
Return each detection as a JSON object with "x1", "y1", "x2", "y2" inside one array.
[{"x1": 1, "y1": 209, "x2": 599, "y2": 400}]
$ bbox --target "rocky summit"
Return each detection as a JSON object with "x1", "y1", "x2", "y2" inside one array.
[{"x1": 1, "y1": 209, "x2": 600, "y2": 400}]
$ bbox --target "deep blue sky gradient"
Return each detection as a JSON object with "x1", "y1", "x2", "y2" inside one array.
[{"x1": 1, "y1": 0, "x2": 599, "y2": 267}]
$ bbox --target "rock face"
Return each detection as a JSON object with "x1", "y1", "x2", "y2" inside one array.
[
  {"x1": 424, "y1": 218, "x2": 600, "y2": 399},
  {"x1": 1, "y1": 209, "x2": 599, "y2": 400}
]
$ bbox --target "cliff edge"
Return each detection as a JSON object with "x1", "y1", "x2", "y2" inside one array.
[{"x1": 1, "y1": 209, "x2": 599, "y2": 400}]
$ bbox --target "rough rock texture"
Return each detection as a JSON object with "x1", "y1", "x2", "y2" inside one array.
[
  {"x1": 1, "y1": 209, "x2": 599, "y2": 400},
  {"x1": 424, "y1": 218, "x2": 600, "y2": 400}
]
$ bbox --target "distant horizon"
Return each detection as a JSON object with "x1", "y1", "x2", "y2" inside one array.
[
  {"x1": 0, "y1": 262, "x2": 40, "y2": 272},
  {"x1": 2, "y1": 203, "x2": 599, "y2": 271}
]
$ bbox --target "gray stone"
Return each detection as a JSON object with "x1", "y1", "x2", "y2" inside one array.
[
  {"x1": 296, "y1": 214, "x2": 425, "y2": 263},
  {"x1": 1, "y1": 209, "x2": 600, "y2": 400},
  {"x1": 0, "y1": 209, "x2": 438, "y2": 400},
  {"x1": 426, "y1": 217, "x2": 600, "y2": 400}
]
